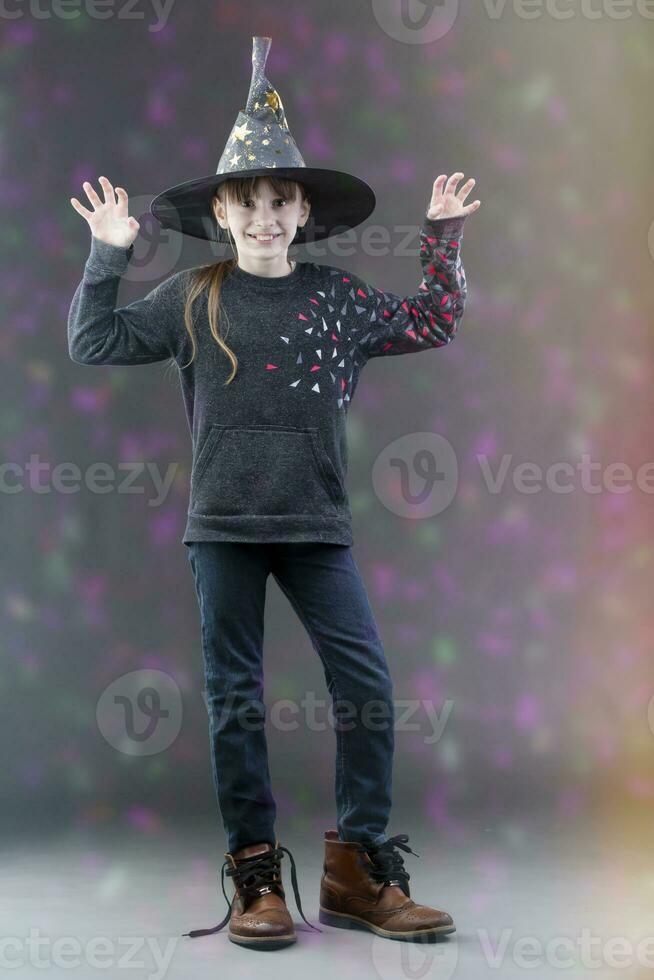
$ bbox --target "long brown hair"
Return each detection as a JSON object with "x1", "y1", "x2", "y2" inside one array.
[{"x1": 178, "y1": 175, "x2": 310, "y2": 383}]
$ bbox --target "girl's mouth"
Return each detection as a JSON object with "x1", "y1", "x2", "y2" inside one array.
[{"x1": 247, "y1": 233, "x2": 282, "y2": 243}]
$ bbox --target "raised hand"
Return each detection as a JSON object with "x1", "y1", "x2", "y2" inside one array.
[
  {"x1": 70, "y1": 176, "x2": 140, "y2": 248},
  {"x1": 427, "y1": 173, "x2": 480, "y2": 221}
]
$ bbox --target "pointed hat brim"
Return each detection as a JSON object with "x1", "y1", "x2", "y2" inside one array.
[{"x1": 150, "y1": 166, "x2": 376, "y2": 245}]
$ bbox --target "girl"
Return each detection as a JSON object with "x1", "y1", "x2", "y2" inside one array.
[{"x1": 68, "y1": 36, "x2": 479, "y2": 952}]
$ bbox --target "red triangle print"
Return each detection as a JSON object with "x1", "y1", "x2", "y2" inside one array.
[{"x1": 260, "y1": 216, "x2": 466, "y2": 403}]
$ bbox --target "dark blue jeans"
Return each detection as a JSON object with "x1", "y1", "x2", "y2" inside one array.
[{"x1": 186, "y1": 541, "x2": 394, "y2": 855}]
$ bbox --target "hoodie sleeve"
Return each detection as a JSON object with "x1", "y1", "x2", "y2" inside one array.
[
  {"x1": 346, "y1": 214, "x2": 468, "y2": 361},
  {"x1": 68, "y1": 236, "x2": 185, "y2": 366}
]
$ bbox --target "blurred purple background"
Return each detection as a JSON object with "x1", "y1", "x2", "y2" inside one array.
[{"x1": 2, "y1": 1, "x2": 653, "y2": 865}]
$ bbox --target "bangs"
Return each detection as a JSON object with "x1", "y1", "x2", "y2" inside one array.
[{"x1": 217, "y1": 175, "x2": 307, "y2": 204}]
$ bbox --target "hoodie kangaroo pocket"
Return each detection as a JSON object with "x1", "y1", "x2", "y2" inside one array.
[{"x1": 190, "y1": 424, "x2": 345, "y2": 518}]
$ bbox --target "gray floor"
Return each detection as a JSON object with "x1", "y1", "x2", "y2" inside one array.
[{"x1": 4, "y1": 813, "x2": 651, "y2": 979}]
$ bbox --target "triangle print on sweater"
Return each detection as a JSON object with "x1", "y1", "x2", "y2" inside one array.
[{"x1": 262, "y1": 214, "x2": 468, "y2": 411}]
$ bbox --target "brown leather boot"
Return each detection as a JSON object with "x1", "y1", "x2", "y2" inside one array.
[
  {"x1": 319, "y1": 831, "x2": 456, "y2": 942},
  {"x1": 183, "y1": 840, "x2": 322, "y2": 950}
]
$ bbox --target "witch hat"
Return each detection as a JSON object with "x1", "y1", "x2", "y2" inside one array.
[{"x1": 150, "y1": 35, "x2": 376, "y2": 245}]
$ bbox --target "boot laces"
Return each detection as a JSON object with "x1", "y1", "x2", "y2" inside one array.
[
  {"x1": 182, "y1": 844, "x2": 322, "y2": 938},
  {"x1": 356, "y1": 833, "x2": 420, "y2": 896}
]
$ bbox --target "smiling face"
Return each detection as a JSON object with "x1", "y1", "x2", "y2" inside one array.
[{"x1": 212, "y1": 177, "x2": 311, "y2": 277}]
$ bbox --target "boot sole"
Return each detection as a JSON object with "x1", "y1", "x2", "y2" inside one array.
[
  {"x1": 229, "y1": 931, "x2": 297, "y2": 951},
  {"x1": 319, "y1": 906, "x2": 455, "y2": 942}
]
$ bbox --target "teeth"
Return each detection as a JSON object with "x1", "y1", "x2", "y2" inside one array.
[{"x1": 249, "y1": 234, "x2": 279, "y2": 241}]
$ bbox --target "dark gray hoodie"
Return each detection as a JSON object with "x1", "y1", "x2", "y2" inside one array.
[{"x1": 68, "y1": 213, "x2": 468, "y2": 546}]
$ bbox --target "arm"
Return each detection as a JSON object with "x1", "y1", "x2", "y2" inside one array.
[
  {"x1": 350, "y1": 213, "x2": 468, "y2": 361},
  {"x1": 68, "y1": 236, "x2": 185, "y2": 365}
]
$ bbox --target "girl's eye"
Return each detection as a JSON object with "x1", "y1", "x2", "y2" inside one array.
[{"x1": 240, "y1": 199, "x2": 287, "y2": 207}]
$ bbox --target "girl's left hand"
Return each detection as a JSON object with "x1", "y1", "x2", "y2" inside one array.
[{"x1": 426, "y1": 173, "x2": 481, "y2": 220}]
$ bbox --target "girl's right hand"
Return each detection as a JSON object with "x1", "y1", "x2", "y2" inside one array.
[{"x1": 70, "y1": 176, "x2": 140, "y2": 249}]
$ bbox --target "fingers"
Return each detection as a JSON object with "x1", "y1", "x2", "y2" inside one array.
[
  {"x1": 431, "y1": 173, "x2": 474, "y2": 203},
  {"x1": 70, "y1": 197, "x2": 93, "y2": 220},
  {"x1": 115, "y1": 185, "x2": 128, "y2": 215},
  {"x1": 82, "y1": 176, "x2": 117, "y2": 208},
  {"x1": 435, "y1": 173, "x2": 480, "y2": 207},
  {"x1": 427, "y1": 169, "x2": 481, "y2": 222},
  {"x1": 430, "y1": 174, "x2": 447, "y2": 202},
  {"x1": 444, "y1": 172, "x2": 464, "y2": 195},
  {"x1": 98, "y1": 175, "x2": 117, "y2": 207},
  {"x1": 456, "y1": 177, "x2": 475, "y2": 202},
  {"x1": 82, "y1": 180, "x2": 103, "y2": 209},
  {"x1": 77, "y1": 176, "x2": 125, "y2": 213}
]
